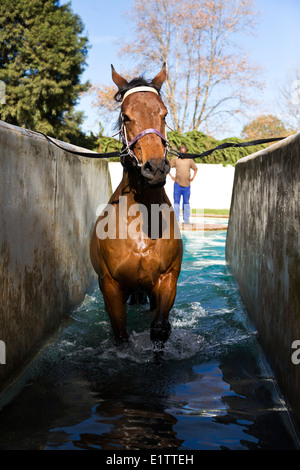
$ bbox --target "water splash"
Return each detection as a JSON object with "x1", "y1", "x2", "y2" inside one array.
[{"x1": 0, "y1": 230, "x2": 298, "y2": 451}]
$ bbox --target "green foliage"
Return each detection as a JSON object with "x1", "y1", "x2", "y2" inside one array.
[
  {"x1": 97, "y1": 122, "x2": 122, "y2": 159},
  {"x1": 98, "y1": 136, "x2": 122, "y2": 160},
  {"x1": 0, "y1": 0, "x2": 89, "y2": 142},
  {"x1": 203, "y1": 208, "x2": 230, "y2": 215},
  {"x1": 167, "y1": 130, "x2": 267, "y2": 165}
]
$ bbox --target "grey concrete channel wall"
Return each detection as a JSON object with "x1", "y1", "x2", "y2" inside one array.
[
  {"x1": 0, "y1": 121, "x2": 112, "y2": 392},
  {"x1": 226, "y1": 131, "x2": 300, "y2": 432}
]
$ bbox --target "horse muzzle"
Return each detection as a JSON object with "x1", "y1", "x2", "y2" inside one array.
[{"x1": 140, "y1": 158, "x2": 171, "y2": 187}]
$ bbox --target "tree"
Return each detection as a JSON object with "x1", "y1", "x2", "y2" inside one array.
[
  {"x1": 0, "y1": 0, "x2": 89, "y2": 141},
  {"x1": 277, "y1": 67, "x2": 300, "y2": 132},
  {"x1": 241, "y1": 114, "x2": 290, "y2": 140},
  {"x1": 91, "y1": 0, "x2": 263, "y2": 134}
]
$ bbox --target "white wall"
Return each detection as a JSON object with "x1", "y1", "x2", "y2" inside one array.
[{"x1": 109, "y1": 162, "x2": 235, "y2": 209}]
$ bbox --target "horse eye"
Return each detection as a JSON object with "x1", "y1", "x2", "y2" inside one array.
[{"x1": 122, "y1": 114, "x2": 130, "y2": 122}]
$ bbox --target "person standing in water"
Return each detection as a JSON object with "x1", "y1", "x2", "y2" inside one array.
[{"x1": 169, "y1": 144, "x2": 198, "y2": 225}]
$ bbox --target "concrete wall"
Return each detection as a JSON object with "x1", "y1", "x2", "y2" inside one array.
[
  {"x1": 225, "y1": 132, "x2": 300, "y2": 431},
  {"x1": 109, "y1": 162, "x2": 235, "y2": 210},
  {"x1": 0, "y1": 121, "x2": 112, "y2": 390}
]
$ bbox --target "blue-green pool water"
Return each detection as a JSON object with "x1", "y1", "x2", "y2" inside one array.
[{"x1": 0, "y1": 230, "x2": 298, "y2": 450}]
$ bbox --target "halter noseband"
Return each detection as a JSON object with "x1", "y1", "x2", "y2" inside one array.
[{"x1": 119, "y1": 87, "x2": 170, "y2": 172}]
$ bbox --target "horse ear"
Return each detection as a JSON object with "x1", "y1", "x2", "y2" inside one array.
[
  {"x1": 111, "y1": 65, "x2": 128, "y2": 90},
  {"x1": 151, "y1": 63, "x2": 167, "y2": 90}
]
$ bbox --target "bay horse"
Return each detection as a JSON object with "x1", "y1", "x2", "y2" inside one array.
[{"x1": 90, "y1": 65, "x2": 183, "y2": 346}]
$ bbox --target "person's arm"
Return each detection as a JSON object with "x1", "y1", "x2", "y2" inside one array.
[
  {"x1": 169, "y1": 170, "x2": 177, "y2": 181},
  {"x1": 190, "y1": 165, "x2": 198, "y2": 182},
  {"x1": 169, "y1": 158, "x2": 177, "y2": 181}
]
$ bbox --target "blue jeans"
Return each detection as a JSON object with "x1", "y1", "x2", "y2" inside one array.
[{"x1": 174, "y1": 182, "x2": 191, "y2": 223}]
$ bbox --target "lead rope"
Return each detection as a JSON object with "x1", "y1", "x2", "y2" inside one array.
[
  {"x1": 172, "y1": 136, "x2": 287, "y2": 160},
  {"x1": 32, "y1": 128, "x2": 288, "y2": 162}
]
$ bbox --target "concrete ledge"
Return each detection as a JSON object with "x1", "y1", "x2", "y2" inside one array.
[
  {"x1": 225, "y1": 131, "x2": 300, "y2": 431},
  {"x1": 0, "y1": 121, "x2": 112, "y2": 390}
]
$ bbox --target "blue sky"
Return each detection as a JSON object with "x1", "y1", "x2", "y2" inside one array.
[{"x1": 63, "y1": 0, "x2": 300, "y2": 139}]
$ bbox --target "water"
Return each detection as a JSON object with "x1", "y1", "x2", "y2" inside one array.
[{"x1": 0, "y1": 231, "x2": 298, "y2": 450}]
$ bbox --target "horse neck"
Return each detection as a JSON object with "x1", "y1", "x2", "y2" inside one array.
[{"x1": 121, "y1": 170, "x2": 168, "y2": 207}]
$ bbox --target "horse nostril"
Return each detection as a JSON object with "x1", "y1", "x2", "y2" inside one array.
[
  {"x1": 141, "y1": 158, "x2": 170, "y2": 182},
  {"x1": 141, "y1": 160, "x2": 154, "y2": 179},
  {"x1": 162, "y1": 159, "x2": 170, "y2": 175}
]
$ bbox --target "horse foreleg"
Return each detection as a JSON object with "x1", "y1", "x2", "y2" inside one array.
[
  {"x1": 100, "y1": 275, "x2": 129, "y2": 345},
  {"x1": 150, "y1": 270, "x2": 179, "y2": 345}
]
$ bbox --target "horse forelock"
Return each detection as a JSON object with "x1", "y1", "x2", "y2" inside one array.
[{"x1": 114, "y1": 76, "x2": 161, "y2": 103}]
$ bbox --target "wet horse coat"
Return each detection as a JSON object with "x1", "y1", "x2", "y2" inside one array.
[{"x1": 90, "y1": 65, "x2": 183, "y2": 345}]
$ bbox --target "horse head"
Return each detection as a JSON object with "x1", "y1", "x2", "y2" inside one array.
[{"x1": 112, "y1": 64, "x2": 171, "y2": 188}]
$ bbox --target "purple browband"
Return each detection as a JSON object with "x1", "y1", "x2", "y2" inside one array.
[{"x1": 122, "y1": 128, "x2": 168, "y2": 148}]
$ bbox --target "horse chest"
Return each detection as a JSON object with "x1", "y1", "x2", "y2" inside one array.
[{"x1": 108, "y1": 239, "x2": 171, "y2": 288}]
